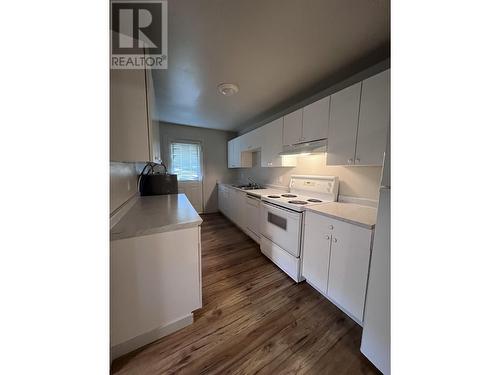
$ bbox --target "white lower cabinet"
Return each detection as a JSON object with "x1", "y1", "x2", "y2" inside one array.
[
  {"x1": 218, "y1": 184, "x2": 252, "y2": 238},
  {"x1": 301, "y1": 212, "x2": 334, "y2": 294},
  {"x1": 218, "y1": 184, "x2": 229, "y2": 216},
  {"x1": 302, "y1": 211, "x2": 373, "y2": 324}
]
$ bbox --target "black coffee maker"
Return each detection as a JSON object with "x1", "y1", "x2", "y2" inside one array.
[{"x1": 138, "y1": 162, "x2": 178, "y2": 196}]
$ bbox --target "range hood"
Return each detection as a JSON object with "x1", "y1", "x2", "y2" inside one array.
[{"x1": 279, "y1": 139, "x2": 327, "y2": 156}]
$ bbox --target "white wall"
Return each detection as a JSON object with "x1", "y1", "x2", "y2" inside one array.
[
  {"x1": 237, "y1": 152, "x2": 382, "y2": 202},
  {"x1": 160, "y1": 122, "x2": 237, "y2": 213},
  {"x1": 110, "y1": 162, "x2": 138, "y2": 214}
]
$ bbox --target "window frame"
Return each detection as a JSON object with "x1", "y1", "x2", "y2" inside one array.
[{"x1": 167, "y1": 139, "x2": 204, "y2": 182}]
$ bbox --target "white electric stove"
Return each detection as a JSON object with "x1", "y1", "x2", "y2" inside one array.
[{"x1": 259, "y1": 175, "x2": 339, "y2": 282}]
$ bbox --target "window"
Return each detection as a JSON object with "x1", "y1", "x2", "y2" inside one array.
[{"x1": 169, "y1": 141, "x2": 202, "y2": 181}]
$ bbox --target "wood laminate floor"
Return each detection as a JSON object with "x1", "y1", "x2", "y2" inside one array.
[{"x1": 111, "y1": 213, "x2": 380, "y2": 374}]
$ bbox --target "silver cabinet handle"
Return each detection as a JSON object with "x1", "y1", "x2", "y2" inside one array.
[
  {"x1": 332, "y1": 238, "x2": 338, "y2": 243},
  {"x1": 329, "y1": 225, "x2": 334, "y2": 230},
  {"x1": 324, "y1": 234, "x2": 330, "y2": 240}
]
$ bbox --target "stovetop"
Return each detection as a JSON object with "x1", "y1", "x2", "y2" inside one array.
[
  {"x1": 262, "y1": 193, "x2": 333, "y2": 212},
  {"x1": 261, "y1": 175, "x2": 339, "y2": 212}
]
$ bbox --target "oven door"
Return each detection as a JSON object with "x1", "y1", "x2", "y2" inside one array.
[{"x1": 260, "y1": 201, "x2": 302, "y2": 257}]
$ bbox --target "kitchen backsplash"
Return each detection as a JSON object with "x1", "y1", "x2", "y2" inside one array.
[{"x1": 236, "y1": 152, "x2": 383, "y2": 202}]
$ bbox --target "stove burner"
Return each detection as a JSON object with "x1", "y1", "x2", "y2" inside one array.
[
  {"x1": 307, "y1": 199, "x2": 322, "y2": 203},
  {"x1": 267, "y1": 195, "x2": 281, "y2": 198},
  {"x1": 288, "y1": 200, "x2": 308, "y2": 205},
  {"x1": 281, "y1": 194, "x2": 297, "y2": 198}
]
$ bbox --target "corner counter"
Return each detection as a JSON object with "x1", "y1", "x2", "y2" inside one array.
[
  {"x1": 110, "y1": 194, "x2": 202, "y2": 360},
  {"x1": 111, "y1": 193, "x2": 203, "y2": 241}
]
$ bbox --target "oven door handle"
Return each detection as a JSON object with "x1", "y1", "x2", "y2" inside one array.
[{"x1": 262, "y1": 200, "x2": 302, "y2": 217}]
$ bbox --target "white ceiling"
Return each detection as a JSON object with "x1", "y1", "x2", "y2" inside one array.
[{"x1": 152, "y1": 0, "x2": 390, "y2": 132}]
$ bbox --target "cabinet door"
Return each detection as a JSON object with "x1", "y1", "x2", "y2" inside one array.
[
  {"x1": 227, "y1": 140, "x2": 234, "y2": 168},
  {"x1": 355, "y1": 69, "x2": 390, "y2": 165},
  {"x1": 326, "y1": 83, "x2": 361, "y2": 166},
  {"x1": 110, "y1": 68, "x2": 150, "y2": 162},
  {"x1": 261, "y1": 118, "x2": 297, "y2": 167},
  {"x1": 241, "y1": 127, "x2": 262, "y2": 151},
  {"x1": 283, "y1": 108, "x2": 303, "y2": 145},
  {"x1": 232, "y1": 138, "x2": 242, "y2": 167},
  {"x1": 145, "y1": 68, "x2": 161, "y2": 163},
  {"x1": 302, "y1": 212, "x2": 334, "y2": 294},
  {"x1": 302, "y1": 96, "x2": 330, "y2": 142},
  {"x1": 218, "y1": 185, "x2": 227, "y2": 214},
  {"x1": 327, "y1": 219, "x2": 372, "y2": 323}
]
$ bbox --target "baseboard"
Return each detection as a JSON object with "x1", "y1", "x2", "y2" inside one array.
[{"x1": 111, "y1": 314, "x2": 193, "y2": 360}]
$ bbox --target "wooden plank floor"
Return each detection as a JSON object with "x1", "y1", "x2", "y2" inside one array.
[{"x1": 111, "y1": 213, "x2": 380, "y2": 375}]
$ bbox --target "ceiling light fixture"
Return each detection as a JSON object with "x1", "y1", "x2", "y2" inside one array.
[{"x1": 218, "y1": 83, "x2": 239, "y2": 96}]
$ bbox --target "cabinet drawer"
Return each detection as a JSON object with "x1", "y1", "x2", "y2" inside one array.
[{"x1": 260, "y1": 236, "x2": 300, "y2": 282}]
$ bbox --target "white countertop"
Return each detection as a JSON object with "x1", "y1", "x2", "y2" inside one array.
[
  {"x1": 305, "y1": 202, "x2": 378, "y2": 229},
  {"x1": 111, "y1": 194, "x2": 203, "y2": 241}
]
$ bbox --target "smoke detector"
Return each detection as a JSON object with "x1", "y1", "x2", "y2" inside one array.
[{"x1": 217, "y1": 83, "x2": 239, "y2": 96}]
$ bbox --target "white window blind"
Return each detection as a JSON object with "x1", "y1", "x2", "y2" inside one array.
[{"x1": 169, "y1": 142, "x2": 202, "y2": 181}]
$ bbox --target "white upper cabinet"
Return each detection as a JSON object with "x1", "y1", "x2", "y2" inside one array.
[
  {"x1": 227, "y1": 139, "x2": 234, "y2": 168},
  {"x1": 110, "y1": 68, "x2": 150, "y2": 162},
  {"x1": 302, "y1": 96, "x2": 330, "y2": 142},
  {"x1": 110, "y1": 60, "x2": 161, "y2": 163},
  {"x1": 326, "y1": 69, "x2": 390, "y2": 166},
  {"x1": 283, "y1": 108, "x2": 303, "y2": 145},
  {"x1": 355, "y1": 69, "x2": 390, "y2": 165},
  {"x1": 327, "y1": 82, "x2": 362, "y2": 166},
  {"x1": 261, "y1": 118, "x2": 297, "y2": 167},
  {"x1": 241, "y1": 127, "x2": 263, "y2": 151},
  {"x1": 283, "y1": 97, "x2": 330, "y2": 145},
  {"x1": 228, "y1": 137, "x2": 251, "y2": 168},
  {"x1": 145, "y1": 69, "x2": 161, "y2": 163}
]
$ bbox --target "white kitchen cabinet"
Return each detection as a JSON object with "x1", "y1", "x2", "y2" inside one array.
[
  {"x1": 283, "y1": 108, "x2": 303, "y2": 145},
  {"x1": 228, "y1": 137, "x2": 251, "y2": 168},
  {"x1": 356, "y1": 69, "x2": 390, "y2": 165},
  {"x1": 230, "y1": 187, "x2": 247, "y2": 229},
  {"x1": 302, "y1": 211, "x2": 334, "y2": 294},
  {"x1": 145, "y1": 69, "x2": 162, "y2": 163},
  {"x1": 110, "y1": 63, "x2": 161, "y2": 162},
  {"x1": 241, "y1": 127, "x2": 263, "y2": 152},
  {"x1": 302, "y1": 211, "x2": 373, "y2": 324},
  {"x1": 111, "y1": 225, "x2": 201, "y2": 359},
  {"x1": 327, "y1": 218, "x2": 372, "y2": 323},
  {"x1": 326, "y1": 69, "x2": 389, "y2": 166},
  {"x1": 327, "y1": 83, "x2": 362, "y2": 166},
  {"x1": 283, "y1": 97, "x2": 330, "y2": 146},
  {"x1": 302, "y1": 96, "x2": 330, "y2": 142},
  {"x1": 227, "y1": 139, "x2": 233, "y2": 168},
  {"x1": 218, "y1": 184, "x2": 247, "y2": 230},
  {"x1": 218, "y1": 184, "x2": 229, "y2": 216},
  {"x1": 261, "y1": 118, "x2": 297, "y2": 167}
]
